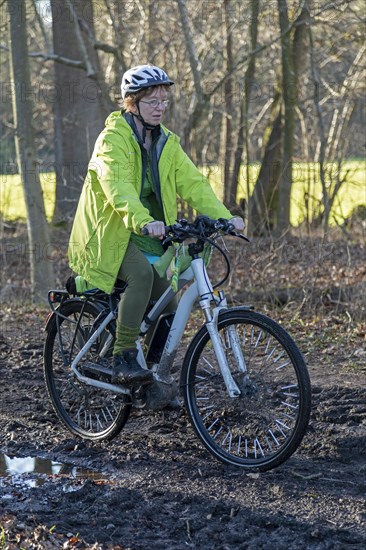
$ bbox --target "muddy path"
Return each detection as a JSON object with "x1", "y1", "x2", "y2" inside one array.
[
  {"x1": 1, "y1": 227, "x2": 365, "y2": 548},
  {"x1": 0, "y1": 304, "x2": 365, "y2": 550}
]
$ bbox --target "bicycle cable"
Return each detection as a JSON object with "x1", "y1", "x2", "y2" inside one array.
[{"x1": 202, "y1": 235, "x2": 231, "y2": 290}]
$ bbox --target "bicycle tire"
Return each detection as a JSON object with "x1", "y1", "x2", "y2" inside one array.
[
  {"x1": 181, "y1": 309, "x2": 311, "y2": 470},
  {"x1": 44, "y1": 299, "x2": 131, "y2": 441}
]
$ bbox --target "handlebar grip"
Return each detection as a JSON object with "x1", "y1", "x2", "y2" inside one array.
[
  {"x1": 142, "y1": 225, "x2": 170, "y2": 237},
  {"x1": 217, "y1": 218, "x2": 233, "y2": 231}
]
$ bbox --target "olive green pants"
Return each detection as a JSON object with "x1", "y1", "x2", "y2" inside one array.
[{"x1": 113, "y1": 242, "x2": 176, "y2": 355}]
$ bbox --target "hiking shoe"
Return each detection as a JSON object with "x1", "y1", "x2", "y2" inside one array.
[{"x1": 112, "y1": 349, "x2": 153, "y2": 386}]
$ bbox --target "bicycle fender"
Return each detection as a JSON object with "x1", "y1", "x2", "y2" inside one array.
[
  {"x1": 44, "y1": 311, "x2": 55, "y2": 333},
  {"x1": 217, "y1": 305, "x2": 254, "y2": 315}
]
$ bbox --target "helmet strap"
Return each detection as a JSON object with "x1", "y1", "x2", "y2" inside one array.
[{"x1": 131, "y1": 102, "x2": 157, "y2": 144}]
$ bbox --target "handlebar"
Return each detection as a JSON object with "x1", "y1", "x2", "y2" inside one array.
[
  {"x1": 142, "y1": 216, "x2": 250, "y2": 245},
  {"x1": 142, "y1": 216, "x2": 249, "y2": 290}
]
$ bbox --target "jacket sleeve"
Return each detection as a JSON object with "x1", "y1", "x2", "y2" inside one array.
[
  {"x1": 174, "y1": 146, "x2": 233, "y2": 220},
  {"x1": 89, "y1": 130, "x2": 154, "y2": 232}
]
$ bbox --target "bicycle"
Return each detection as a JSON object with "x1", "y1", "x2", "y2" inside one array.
[{"x1": 43, "y1": 216, "x2": 311, "y2": 471}]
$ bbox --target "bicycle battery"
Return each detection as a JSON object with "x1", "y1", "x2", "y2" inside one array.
[{"x1": 146, "y1": 313, "x2": 175, "y2": 363}]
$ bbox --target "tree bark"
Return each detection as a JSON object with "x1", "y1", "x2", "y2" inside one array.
[
  {"x1": 222, "y1": 0, "x2": 236, "y2": 209},
  {"x1": 231, "y1": 0, "x2": 260, "y2": 219},
  {"x1": 51, "y1": 0, "x2": 107, "y2": 223},
  {"x1": 176, "y1": 0, "x2": 205, "y2": 154},
  {"x1": 250, "y1": 102, "x2": 282, "y2": 234},
  {"x1": 7, "y1": 0, "x2": 55, "y2": 301},
  {"x1": 277, "y1": 0, "x2": 295, "y2": 233},
  {"x1": 249, "y1": 1, "x2": 309, "y2": 235}
]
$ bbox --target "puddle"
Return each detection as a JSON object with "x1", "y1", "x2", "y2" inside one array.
[{"x1": 0, "y1": 452, "x2": 106, "y2": 488}]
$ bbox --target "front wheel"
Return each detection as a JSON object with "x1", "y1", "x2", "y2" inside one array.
[{"x1": 181, "y1": 309, "x2": 311, "y2": 471}]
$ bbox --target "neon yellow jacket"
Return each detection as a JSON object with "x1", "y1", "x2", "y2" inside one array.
[{"x1": 68, "y1": 111, "x2": 232, "y2": 293}]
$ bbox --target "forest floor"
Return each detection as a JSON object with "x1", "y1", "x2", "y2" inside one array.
[{"x1": 0, "y1": 221, "x2": 365, "y2": 549}]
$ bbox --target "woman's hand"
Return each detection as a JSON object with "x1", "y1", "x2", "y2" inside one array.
[
  {"x1": 143, "y1": 221, "x2": 166, "y2": 238},
  {"x1": 229, "y1": 216, "x2": 245, "y2": 232}
]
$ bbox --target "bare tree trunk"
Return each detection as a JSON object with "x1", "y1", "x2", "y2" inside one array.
[
  {"x1": 309, "y1": 14, "x2": 364, "y2": 234},
  {"x1": 307, "y1": 6, "x2": 327, "y2": 232},
  {"x1": 230, "y1": 104, "x2": 246, "y2": 216},
  {"x1": 176, "y1": 0, "x2": 206, "y2": 154},
  {"x1": 102, "y1": 0, "x2": 127, "y2": 79},
  {"x1": 249, "y1": 87, "x2": 282, "y2": 235},
  {"x1": 222, "y1": 0, "x2": 235, "y2": 209},
  {"x1": 249, "y1": 1, "x2": 309, "y2": 235},
  {"x1": 277, "y1": 0, "x2": 295, "y2": 233},
  {"x1": 250, "y1": 105, "x2": 282, "y2": 234},
  {"x1": 51, "y1": 0, "x2": 107, "y2": 223},
  {"x1": 7, "y1": 0, "x2": 55, "y2": 301},
  {"x1": 231, "y1": 0, "x2": 260, "y2": 220},
  {"x1": 176, "y1": 0, "x2": 202, "y2": 100}
]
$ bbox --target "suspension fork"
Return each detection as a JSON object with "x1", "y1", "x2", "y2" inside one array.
[
  {"x1": 226, "y1": 325, "x2": 248, "y2": 375},
  {"x1": 190, "y1": 258, "x2": 241, "y2": 398},
  {"x1": 204, "y1": 308, "x2": 241, "y2": 398}
]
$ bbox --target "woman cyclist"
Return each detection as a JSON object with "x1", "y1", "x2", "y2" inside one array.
[{"x1": 68, "y1": 64, "x2": 244, "y2": 387}]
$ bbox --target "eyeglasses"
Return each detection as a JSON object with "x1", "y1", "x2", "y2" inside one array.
[{"x1": 139, "y1": 99, "x2": 170, "y2": 109}]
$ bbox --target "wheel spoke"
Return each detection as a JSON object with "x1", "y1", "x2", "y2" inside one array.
[
  {"x1": 44, "y1": 300, "x2": 131, "y2": 441},
  {"x1": 183, "y1": 310, "x2": 311, "y2": 470}
]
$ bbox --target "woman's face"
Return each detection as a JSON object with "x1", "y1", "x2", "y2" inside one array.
[{"x1": 132, "y1": 86, "x2": 169, "y2": 126}]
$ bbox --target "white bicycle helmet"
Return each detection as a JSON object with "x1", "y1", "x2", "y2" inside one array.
[{"x1": 121, "y1": 64, "x2": 174, "y2": 98}]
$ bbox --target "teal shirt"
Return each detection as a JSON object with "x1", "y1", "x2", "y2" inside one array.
[{"x1": 130, "y1": 153, "x2": 165, "y2": 256}]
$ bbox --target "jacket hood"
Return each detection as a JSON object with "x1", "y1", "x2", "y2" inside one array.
[{"x1": 104, "y1": 111, "x2": 131, "y2": 135}]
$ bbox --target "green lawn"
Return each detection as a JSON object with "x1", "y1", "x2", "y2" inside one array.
[
  {"x1": 1, "y1": 161, "x2": 365, "y2": 225},
  {"x1": 289, "y1": 161, "x2": 366, "y2": 225},
  {"x1": 205, "y1": 160, "x2": 366, "y2": 226},
  {"x1": 1, "y1": 172, "x2": 56, "y2": 222}
]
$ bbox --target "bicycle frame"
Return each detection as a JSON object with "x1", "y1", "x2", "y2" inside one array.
[
  {"x1": 68, "y1": 256, "x2": 244, "y2": 398},
  {"x1": 45, "y1": 217, "x2": 311, "y2": 469}
]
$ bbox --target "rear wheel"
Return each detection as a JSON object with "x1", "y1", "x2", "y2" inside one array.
[
  {"x1": 181, "y1": 309, "x2": 311, "y2": 470},
  {"x1": 44, "y1": 299, "x2": 131, "y2": 441}
]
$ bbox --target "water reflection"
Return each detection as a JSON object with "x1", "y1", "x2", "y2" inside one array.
[
  {"x1": 0, "y1": 453, "x2": 105, "y2": 484},
  {"x1": 0, "y1": 455, "x2": 63, "y2": 477}
]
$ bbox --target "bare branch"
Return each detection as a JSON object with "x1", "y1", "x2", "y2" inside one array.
[
  {"x1": 2, "y1": 41, "x2": 88, "y2": 72},
  {"x1": 308, "y1": 9, "x2": 328, "y2": 224},
  {"x1": 177, "y1": 0, "x2": 202, "y2": 99},
  {"x1": 326, "y1": 44, "x2": 366, "y2": 159},
  {"x1": 64, "y1": 0, "x2": 96, "y2": 77},
  {"x1": 28, "y1": 51, "x2": 86, "y2": 70},
  {"x1": 78, "y1": 14, "x2": 125, "y2": 66},
  {"x1": 207, "y1": 4, "x2": 307, "y2": 100},
  {"x1": 93, "y1": 41, "x2": 120, "y2": 55},
  {"x1": 30, "y1": 0, "x2": 51, "y2": 50}
]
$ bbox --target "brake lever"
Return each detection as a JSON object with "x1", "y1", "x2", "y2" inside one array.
[
  {"x1": 162, "y1": 235, "x2": 173, "y2": 246},
  {"x1": 162, "y1": 225, "x2": 191, "y2": 246},
  {"x1": 229, "y1": 230, "x2": 251, "y2": 242}
]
